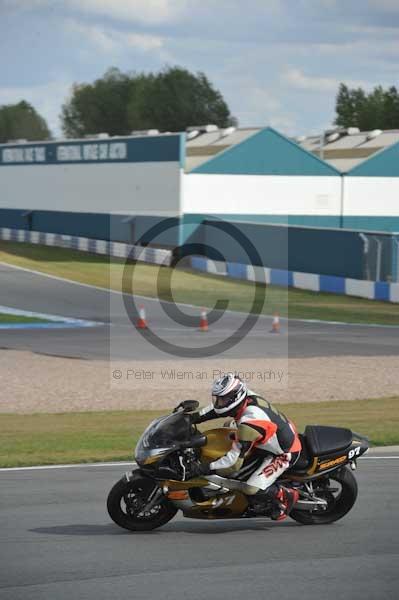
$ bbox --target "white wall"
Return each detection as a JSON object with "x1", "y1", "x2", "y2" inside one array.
[
  {"x1": 182, "y1": 174, "x2": 341, "y2": 216},
  {"x1": 344, "y1": 177, "x2": 399, "y2": 216},
  {"x1": 0, "y1": 162, "x2": 181, "y2": 216}
]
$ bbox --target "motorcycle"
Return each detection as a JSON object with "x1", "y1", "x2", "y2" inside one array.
[{"x1": 107, "y1": 400, "x2": 369, "y2": 531}]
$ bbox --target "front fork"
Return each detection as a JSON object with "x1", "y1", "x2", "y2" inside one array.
[
  {"x1": 143, "y1": 486, "x2": 165, "y2": 512},
  {"x1": 124, "y1": 469, "x2": 165, "y2": 512}
]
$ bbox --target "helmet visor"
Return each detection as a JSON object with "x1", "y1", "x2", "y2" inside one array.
[{"x1": 212, "y1": 391, "x2": 237, "y2": 410}]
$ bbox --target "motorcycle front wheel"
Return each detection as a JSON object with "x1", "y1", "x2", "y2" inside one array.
[{"x1": 107, "y1": 475, "x2": 177, "y2": 532}]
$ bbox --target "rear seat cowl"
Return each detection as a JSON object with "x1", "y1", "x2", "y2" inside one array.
[{"x1": 305, "y1": 425, "x2": 353, "y2": 456}]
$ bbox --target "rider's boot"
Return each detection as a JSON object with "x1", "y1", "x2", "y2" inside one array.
[
  {"x1": 247, "y1": 484, "x2": 299, "y2": 519},
  {"x1": 247, "y1": 484, "x2": 278, "y2": 515},
  {"x1": 270, "y1": 485, "x2": 299, "y2": 521}
]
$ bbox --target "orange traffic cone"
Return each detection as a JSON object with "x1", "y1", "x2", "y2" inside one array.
[
  {"x1": 270, "y1": 312, "x2": 281, "y2": 334},
  {"x1": 199, "y1": 308, "x2": 208, "y2": 332},
  {"x1": 136, "y1": 305, "x2": 148, "y2": 329}
]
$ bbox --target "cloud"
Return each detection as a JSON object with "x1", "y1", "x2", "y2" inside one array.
[
  {"x1": 68, "y1": 0, "x2": 188, "y2": 25},
  {"x1": 65, "y1": 19, "x2": 163, "y2": 53},
  {"x1": 283, "y1": 67, "x2": 367, "y2": 93},
  {"x1": 2, "y1": 0, "x2": 399, "y2": 137},
  {"x1": 125, "y1": 32, "x2": 163, "y2": 51},
  {"x1": 0, "y1": 80, "x2": 72, "y2": 136},
  {"x1": 2, "y1": 0, "x2": 190, "y2": 26},
  {"x1": 283, "y1": 67, "x2": 339, "y2": 92},
  {"x1": 1, "y1": 0, "x2": 50, "y2": 10},
  {"x1": 243, "y1": 87, "x2": 297, "y2": 134},
  {"x1": 367, "y1": 0, "x2": 399, "y2": 13},
  {"x1": 66, "y1": 20, "x2": 117, "y2": 52}
]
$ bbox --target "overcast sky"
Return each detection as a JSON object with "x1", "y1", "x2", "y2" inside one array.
[{"x1": 1, "y1": 0, "x2": 398, "y2": 137}]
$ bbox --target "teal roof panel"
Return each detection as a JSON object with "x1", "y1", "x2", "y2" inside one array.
[
  {"x1": 348, "y1": 140, "x2": 399, "y2": 177},
  {"x1": 191, "y1": 127, "x2": 339, "y2": 176}
]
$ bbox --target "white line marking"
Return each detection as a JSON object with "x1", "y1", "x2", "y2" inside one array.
[
  {"x1": 0, "y1": 304, "x2": 101, "y2": 327},
  {"x1": 2, "y1": 261, "x2": 398, "y2": 329},
  {"x1": 0, "y1": 261, "x2": 208, "y2": 312},
  {"x1": 361, "y1": 456, "x2": 399, "y2": 460},
  {"x1": 0, "y1": 456, "x2": 397, "y2": 472},
  {"x1": 0, "y1": 261, "x2": 118, "y2": 296},
  {"x1": 0, "y1": 462, "x2": 136, "y2": 472}
]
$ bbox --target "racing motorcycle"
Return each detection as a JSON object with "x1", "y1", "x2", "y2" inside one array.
[{"x1": 107, "y1": 401, "x2": 369, "y2": 531}]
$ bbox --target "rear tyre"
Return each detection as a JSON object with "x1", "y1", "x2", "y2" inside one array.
[
  {"x1": 290, "y1": 466, "x2": 358, "y2": 525},
  {"x1": 107, "y1": 475, "x2": 177, "y2": 532}
]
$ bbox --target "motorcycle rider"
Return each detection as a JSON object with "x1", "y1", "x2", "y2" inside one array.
[{"x1": 189, "y1": 373, "x2": 301, "y2": 521}]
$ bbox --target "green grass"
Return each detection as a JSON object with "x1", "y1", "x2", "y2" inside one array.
[
  {"x1": 0, "y1": 313, "x2": 47, "y2": 324},
  {"x1": 1, "y1": 241, "x2": 398, "y2": 325},
  {"x1": 0, "y1": 397, "x2": 397, "y2": 467}
]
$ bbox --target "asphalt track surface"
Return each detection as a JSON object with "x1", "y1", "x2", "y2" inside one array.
[
  {"x1": 0, "y1": 454, "x2": 398, "y2": 600},
  {"x1": 1, "y1": 263, "x2": 398, "y2": 360}
]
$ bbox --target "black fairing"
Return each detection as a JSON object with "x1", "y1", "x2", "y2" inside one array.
[
  {"x1": 305, "y1": 425, "x2": 352, "y2": 456},
  {"x1": 291, "y1": 434, "x2": 311, "y2": 470},
  {"x1": 145, "y1": 412, "x2": 193, "y2": 448}
]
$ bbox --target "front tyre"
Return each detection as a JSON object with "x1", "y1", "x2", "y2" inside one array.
[
  {"x1": 107, "y1": 475, "x2": 177, "y2": 532},
  {"x1": 290, "y1": 466, "x2": 358, "y2": 525}
]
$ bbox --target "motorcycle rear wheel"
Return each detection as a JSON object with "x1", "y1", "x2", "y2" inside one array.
[
  {"x1": 290, "y1": 466, "x2": 358, "y2": 525},
  {"x1": 107, "y1": 475, "x2": 177, "y2": 531}
]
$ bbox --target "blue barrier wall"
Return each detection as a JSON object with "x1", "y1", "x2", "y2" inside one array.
[
  {"x1": 184, "y1": 219, "x2": 394, "y2": 280},
  {"x1": 1, "y1": 209, "x2": 394, "y2": 280},
  {"x1": 0, "y1": 209, "x2": 180, "y2": 246},
  {"x1": 191, "y1": 255, "x2": 399, "y2": 303},
  {"x1": 0, "y1": 209, "x2": 28, "y2": 229}
]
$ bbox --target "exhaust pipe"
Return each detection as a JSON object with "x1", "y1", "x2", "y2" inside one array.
[{"x1": 294, "y1": 498, "x2": 328, "y2": 511}]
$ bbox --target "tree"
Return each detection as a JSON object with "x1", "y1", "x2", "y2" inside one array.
[
  {"x1": 129, "y1": 67, "x2": 235, "y2": 132},
  {"x1": 61, "y1": 67, "x2": 132, "y2": 138},
  {"x1": 381, "y1": 86, "x2": 399, "y2": 129},
  {"x1": 61, "y1": 66, "x2": 236, "y2": 137},
  {"x1": 0, "y1": 101, "x2": 51, "y2": 143},
  {"x1": 335, "y1": 83, "x2": 399, "y2": 130}
]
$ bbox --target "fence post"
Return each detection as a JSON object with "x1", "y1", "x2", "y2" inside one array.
[
  {"x1": 358, "y1": 233, "x2": 370, "y2": 280},
  {"x1": 372, "y1": 236, "x2": 382, "y2": 281},
  {"x1": 392, "y1": 235, "x2": 399, "y2": 283}
]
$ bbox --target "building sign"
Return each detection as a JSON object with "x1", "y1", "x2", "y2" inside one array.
[
  {"x1": 2, "y1": 146, "x2": 46, "y2": 164},
  {"x1": 0, "y1": 135, "x2": 182, "y2": 166},
  {"x1": 56, "y1": 142, "x2": 127, "y2": 162}
]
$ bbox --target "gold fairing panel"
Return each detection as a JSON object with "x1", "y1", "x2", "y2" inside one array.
[
  {"x1": 162, "y1": 478, "x2": 210, "y2": 490},
  {"x1": 200, "y1": 428, "x2": 235, "y2": 462},
  {"x1": 312, "y1": 453, "x2": 349, "y2": 475},
  {"x1": 286, "y1": 454, "x2": 350, "y2": 481},
  {"x1": 158, "y1": 428, "x2": 234, "y2": 489},
  {"x1": 141, "y1": 452, "x2": 168, "y2": 465},
  {"x1": 307, "y1": 457, "x2": 319, "y2": 475},
  {"x1": 144, "y1": 427, "x2": 234, "y2": 468},
  {"x1": 318, "y1": 455, "x2": 347, "y2": 470},
  {"x1": 171, "y1": 492, "x2": 248, "y2": 519}
]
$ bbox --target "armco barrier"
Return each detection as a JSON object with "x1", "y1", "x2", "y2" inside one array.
[
  {"x1": 0, "y1": 228, "x2": 172, "y2": 266},
  {"x1": 191, "y1": 256, "x2": 399, "y2": 304},
  {"x1": 2, "y1": 228, "x2": 397, "y2": 303}
]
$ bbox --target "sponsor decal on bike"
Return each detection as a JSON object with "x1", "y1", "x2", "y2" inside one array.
[
  {"x1": 318, "y1": 455, "x2": 347, "y2": 470},
  {"x1": 212, "y1": 494, "x2": 236, "y2": 508}
]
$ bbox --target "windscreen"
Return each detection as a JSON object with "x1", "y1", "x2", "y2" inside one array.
[{"x1": 140, "y1": 412, "x2": 192, "y2": 449}]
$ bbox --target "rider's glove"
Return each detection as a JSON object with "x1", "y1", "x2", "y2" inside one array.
[
  {"x1": 188, "y1": 461, "x2": 212, "y2": 479},
  {"x1": 173, "y1": 400, "x2": 199, "y2": 414}
]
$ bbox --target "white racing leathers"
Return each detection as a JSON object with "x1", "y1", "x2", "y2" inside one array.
[
  {"x1": 245, "y1": 453, "x2": 292, "y2": 490},
  {"x1": 198, "y1": 394, "x2": 302, "y2": 493}
]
